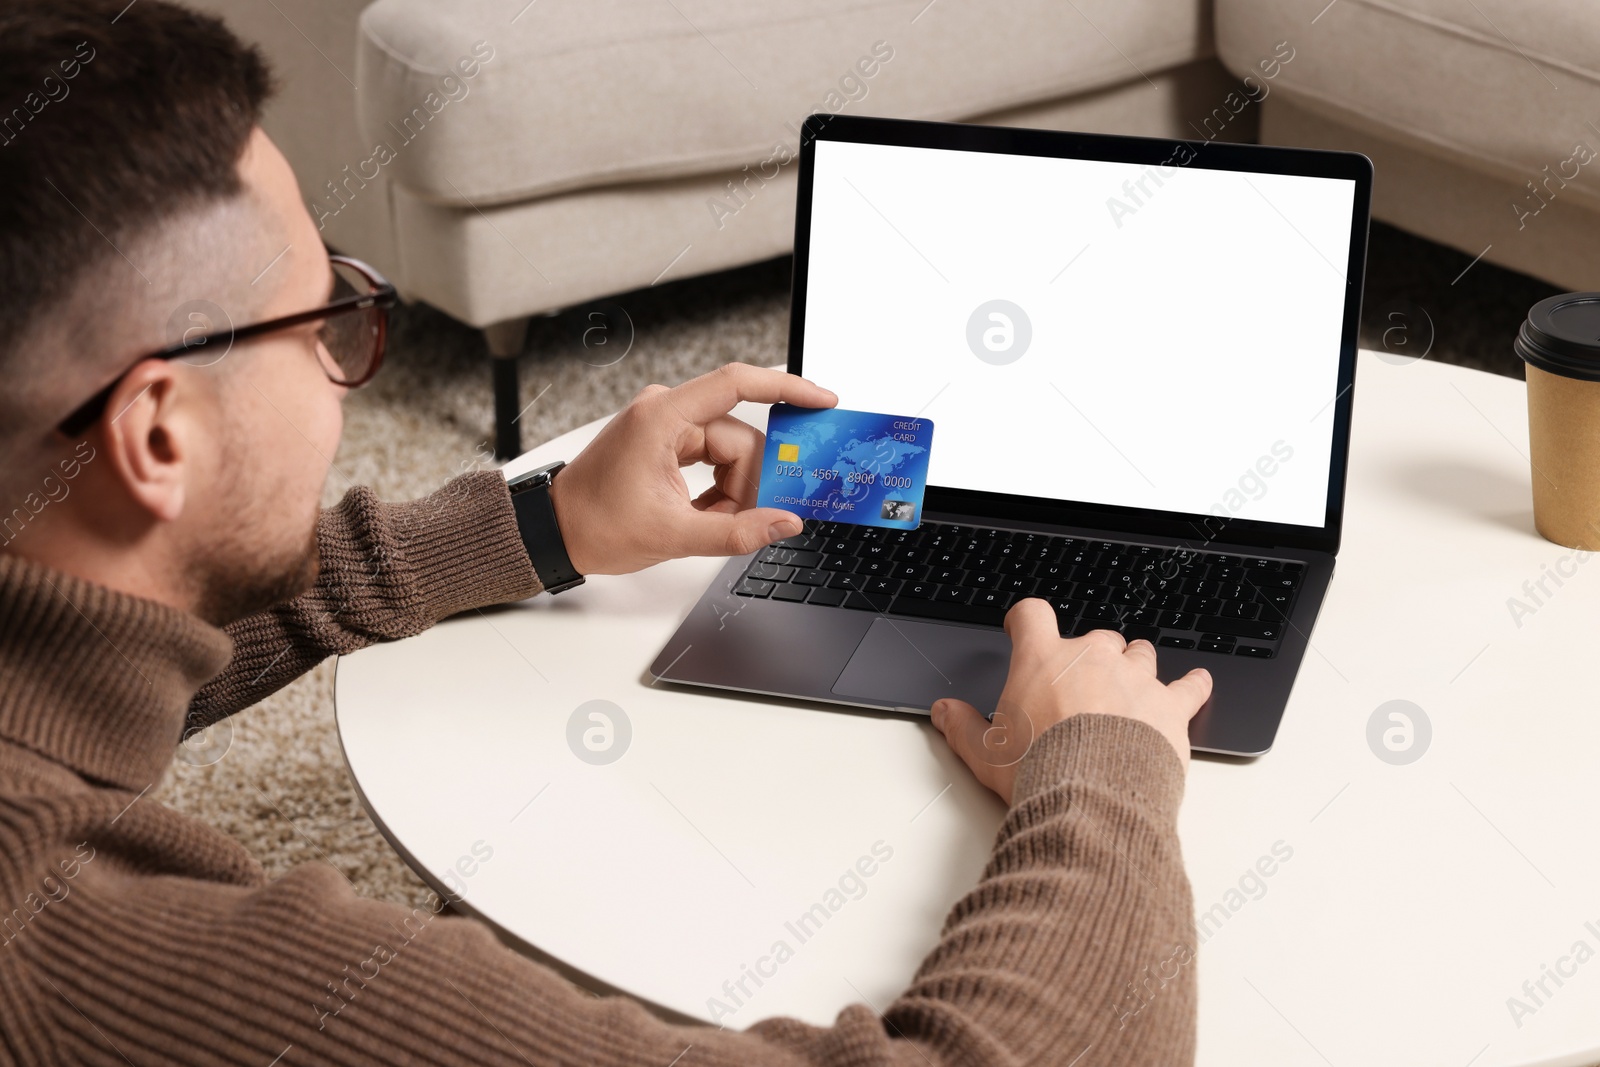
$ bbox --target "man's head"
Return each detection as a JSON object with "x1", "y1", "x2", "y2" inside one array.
[{"x1": 0, "y1": 0, "x2": 348, "y2": 625}]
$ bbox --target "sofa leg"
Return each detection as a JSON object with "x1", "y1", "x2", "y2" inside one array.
[{"x1": 484, "y1": 318, "x2": 529, "y2": 460}]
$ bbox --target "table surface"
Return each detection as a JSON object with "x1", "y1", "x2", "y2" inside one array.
[{"x1": 336, "y1": 351, "x2": 1600, "y2": 1067}]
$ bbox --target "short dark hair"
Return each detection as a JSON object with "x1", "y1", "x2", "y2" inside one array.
[{"x1": 0, "y1": 0, "x2": 273, "y2": 359}]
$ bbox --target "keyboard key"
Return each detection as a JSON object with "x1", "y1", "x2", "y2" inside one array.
[
  {"x1": 856, "y1": 558, "x2": 892, "y2": 577},
  {"x1": 735, "y1": 578, "x2": 774, "y2": 597},
  {"x1": 936, "y1": 585, "x2": 973, "y2": 604},
  {"x1": 900, "y1": 581, "x2": 939, "y2": 599},
  {"x1": 808, "y1": 586, "x2": 847, "y2": 607},
  {"x1": 1158, "y1": 636, "x2": 1197, "y2": 649},
  {"x1": 1000, "y1": 575, "x2": 1037, "y2": 594},
  {"x1": 1220, "y1": 600, "x2": 1260, "y2": 620},
  {"x1": 827, "y1": 572, "x2": 866, "y2": 591},
  {"x1": 819, "y1": 554, "x2": 856, "y2": 571},
  {"x1": 1125, "y1": 608, "x2": 1161, "y2": 626},
  {"x1": 1185, "y1": 597, "x2": 1222, "y2": 615},
  {"x1": 891, "y1": 595, "x2": 1007, "y2": 628},
  {"x1": 866, "y1": 577, "x2": 902, "y2": 596},
  {"x1": 1119, "y1": 623, "x2": 1161, "y2": 643},
  {"x1": 793, "y1": 568, "x2": 829, "y2": 586},
  {"x1": 1195, "y1": 615, "x2": 1282, "y2": 641},
  {"x1": 770, "y1": 583, "x2": 811, "y2": 603},
  {"x1": 1025, "y1": 541, "x2": 1063, "y2": 562},
  {"x1": 1198, "y1": 637, "x2": 1236, "y2": 654},
  {"x1": 1158, "y1": 610, "x2": 1197, "y2": 630},
  {"x1": 1035, "y1": 579, "x2": 1073, "y2": 599},
  {"x1": 1260, "y1": 592, "x2": 1294, "y2": 617},
  {"x1": 1049, "y1": 596, "x2": 1083, "y2": 618},
  {"x1": 930, "y1": 567, "x2": 965, "y2": 584},
  {"x1": 1084, "y1": 603, "x2": 1119, "y2": 622},
  {"x1": 771, "y1": 533, "x2": 822, "y2": 551},
  {"x1": 1234, "y1": 644, "x2": 1275, "y2": 658},
  {"x1": 966, "y1": 572, "x2": 1002, "y2": 590},
  {"x1": 892, "y1": 563, "x2": 929, "y2": 581},
  {"x1": 758, "y1": 547, "x2": 820, "y2": 568},
  {"x1": 970, "y1": 589, "x2": 1016, "y2": 611},
  {"x1": 748, "y1": 563, "x2": 794, "y2": 582},
  {"x1": 1076, "y1": 585, "x2": 1111, "y2": 603},
  {"x1": 1257, "y1": 574, "x2": 1302, "y2": 594}
]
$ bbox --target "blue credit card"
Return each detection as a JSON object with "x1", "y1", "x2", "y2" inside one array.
[{"x1": 757, "y1": 404, "x2": 935, "y2": 530}]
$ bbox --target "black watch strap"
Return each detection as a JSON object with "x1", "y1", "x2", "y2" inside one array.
[{"x1": 506, "y1": 461, "x2": 586, "y2": 594}]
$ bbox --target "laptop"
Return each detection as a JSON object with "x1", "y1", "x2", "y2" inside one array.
[{"x1": 649, "y1": 113, "x2": 1371, "y2": 757}]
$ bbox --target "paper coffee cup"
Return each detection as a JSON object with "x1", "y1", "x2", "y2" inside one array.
[{"x1": 1516, "y1": 292, "x2": 1600, "y2": 550}]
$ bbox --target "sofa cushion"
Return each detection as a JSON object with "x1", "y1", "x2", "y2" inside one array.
[
  {"x1": 356, "y1": 0, "x2": 1213, "y2": 207},
  {"x1": 1216, "y1": 0, "x2": 1600, "y2": 214}
]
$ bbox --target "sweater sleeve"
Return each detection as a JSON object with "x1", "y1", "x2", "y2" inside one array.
[
  {"x1": 185, "y1": 471, "x2": 540, "y2": 732},
  {"x1": 34, "y1": 714, "x2": 1195, "y2": 1066}
]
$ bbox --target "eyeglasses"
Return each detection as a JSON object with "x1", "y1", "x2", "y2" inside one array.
[{"x1": 57, "y1": 254, "x2": 397, "y2": 437}]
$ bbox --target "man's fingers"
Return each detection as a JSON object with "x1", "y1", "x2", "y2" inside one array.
[
  {"x1": 930, "y1": 697, "x2": 987, "y2": 767},
  {"x1": 1121, "y1": 637, "x2": 1158, "y2": 675},
  {"x1": 1003, "y1": 597, "x2": 1063, "y2": 658},
  {"x1": 668, "y1": 505, "x2": 801, "y2": 560},
  {"x1": 1165, "y1": 667, "x2": 1214, "y2": 717},
  {"x1": 694, "y1": 414, "x2": 767, "y2": 507},
  {"x1": 933, "y1": 696, "x2": 1036, "y2": 778},
  {"x1": 669, "y1": 364, "x2": 837, "y2": 426}
]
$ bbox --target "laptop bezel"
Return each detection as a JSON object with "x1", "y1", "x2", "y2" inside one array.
[{"x1": 785, "y1": 113, "x2": 1372, "y2": 557}]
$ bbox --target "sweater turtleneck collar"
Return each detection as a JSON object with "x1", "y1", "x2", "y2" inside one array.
[{"x1": 0, "y1": 552, "x2": 233, "y2": 791}]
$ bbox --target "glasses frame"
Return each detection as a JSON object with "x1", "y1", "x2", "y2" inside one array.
[{"x1": 56, "y1": 253, "x2": 397, "y2": 437}]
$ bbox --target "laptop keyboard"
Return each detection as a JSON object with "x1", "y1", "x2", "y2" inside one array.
[{"x1": 730, "y1": 520, "x2": 1303, "y2": 658}]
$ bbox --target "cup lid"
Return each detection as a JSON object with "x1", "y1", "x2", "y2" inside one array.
[{"x1": 1517, "y1": 292, "x2": 1600, "y2": 381}]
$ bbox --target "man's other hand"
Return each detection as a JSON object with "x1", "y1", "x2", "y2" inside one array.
[
  {"x1": 547, "y1": 364, "x2": 837, "y2": 576},
  {"x1": 930, "y1": 599, "x2": 1212, "y2": 803}
]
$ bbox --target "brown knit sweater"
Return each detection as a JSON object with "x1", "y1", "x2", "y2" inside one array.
[{"x1": 0, "y1": 471, "x2": 1196, "y2": 1066}]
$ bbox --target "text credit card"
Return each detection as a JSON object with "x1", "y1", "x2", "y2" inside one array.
[{"x1": 757, "y1": 404, "x2": 935, "y2": 530}]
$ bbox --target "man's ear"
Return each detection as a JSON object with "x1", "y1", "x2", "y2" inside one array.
[{"x1": 97, "y1": 360, "x2": 200, "y2": 523}]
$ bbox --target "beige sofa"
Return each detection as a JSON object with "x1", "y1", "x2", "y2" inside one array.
[
  {"x1": 1217, "y1": 0, "x2": 1600, "y2": 296},
  {"x1": 191, "y1": 0, "x2": 1600, "y2": 455}
]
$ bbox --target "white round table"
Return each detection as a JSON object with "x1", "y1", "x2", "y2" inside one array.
[{"x1": 337, "y1": 351, "x2": 1600, "y2": 1067}]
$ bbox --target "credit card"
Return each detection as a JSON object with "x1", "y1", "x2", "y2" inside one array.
[{"x1": 757, "y1": 404, "x2": 934, "y2": 530}]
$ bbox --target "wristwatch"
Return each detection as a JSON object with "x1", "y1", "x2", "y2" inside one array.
[{"x1": 506, "y1": 460, "x2": 586, "y2": 594}]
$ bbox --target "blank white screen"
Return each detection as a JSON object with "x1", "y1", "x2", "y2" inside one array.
[{"x1": 799, "y1": 139, "x2": 1355, "y2": 528}]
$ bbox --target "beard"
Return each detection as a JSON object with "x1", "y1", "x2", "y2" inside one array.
[{"x1": 191, "y1": 518, "x2": 321, "y2": 627}]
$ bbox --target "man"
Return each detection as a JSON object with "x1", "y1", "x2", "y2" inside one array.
[{"x1": 0, "y1": 2, "x2": 1213, "y2": 1064}]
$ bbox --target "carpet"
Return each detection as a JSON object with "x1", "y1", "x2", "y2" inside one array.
[{"x1": 153, "y1": 224, "x2": 1559, "y2": 911}]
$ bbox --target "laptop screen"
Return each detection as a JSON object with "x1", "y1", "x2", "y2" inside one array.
[{"x1": 797, "y1": 137, "x2": 1358, "y2": 530}]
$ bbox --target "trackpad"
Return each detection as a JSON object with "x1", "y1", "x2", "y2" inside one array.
[{"x1": 831, "y1": 618, "x2": 1009, "y2": 711}]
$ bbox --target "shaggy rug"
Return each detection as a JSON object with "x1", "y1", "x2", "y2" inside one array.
[{"x1": 152, "y1": 224, "x2": 1557, "y2": 911}]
